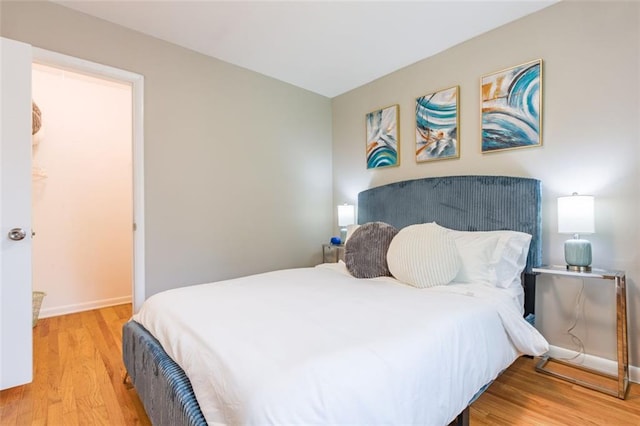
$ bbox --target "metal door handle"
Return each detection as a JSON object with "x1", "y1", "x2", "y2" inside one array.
[{"x1": 8, "y1": 228, "x2": 26, "y2": 241}]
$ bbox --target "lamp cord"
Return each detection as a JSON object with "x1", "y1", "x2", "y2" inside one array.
[{"x1": 558, "y1": 279, "x2": 586, "y2": 362}]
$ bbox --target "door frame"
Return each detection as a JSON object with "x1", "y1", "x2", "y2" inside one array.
[{"x1": 33, "y1": 48, "x2": 146, "y2": 312}]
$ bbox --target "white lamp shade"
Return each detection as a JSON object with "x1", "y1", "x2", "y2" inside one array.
[
  {"x1": 557, "y1": 195, "x2": 595, "y2": 234},
  {"x1": 337, "y1": 204, "x2": 355, "y2": 227}
]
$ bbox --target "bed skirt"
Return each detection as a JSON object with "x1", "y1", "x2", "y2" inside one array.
[{"x1": 123, "y1": 320, "x2": 207, "y2": 426}]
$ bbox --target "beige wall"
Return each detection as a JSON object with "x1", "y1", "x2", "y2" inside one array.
[
  {"x1": 3, "y1": 0, "x2": 638, "y2": 370},
  {"x1": 1, "y1": 1, "x2": 333, "y2": 297},
  {"x1": 332, "y1": 1, "x2": 640, "y2": 368}
]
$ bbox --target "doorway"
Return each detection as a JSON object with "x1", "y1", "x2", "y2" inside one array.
[
  {"x1": 1, "y1": 40, "x2": 144, "y2": 390},
  {"x1": 31, "y1": 63, "x2": 133, "y2": 317},
  {"x1": 32, "y1": 47, "x2": 146, "y2": 313}
]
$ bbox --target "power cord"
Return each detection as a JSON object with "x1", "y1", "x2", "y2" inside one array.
[{"x1": 559, "y1": 279, "x2": 586, "y2": 362}]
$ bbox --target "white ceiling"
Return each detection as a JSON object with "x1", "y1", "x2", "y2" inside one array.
[{"x1": 54, "y1": 0, "x2": 557, "y2": 98}]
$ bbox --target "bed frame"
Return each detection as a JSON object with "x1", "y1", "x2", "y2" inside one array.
[{"x1": 123, "y1": 175, "x2": 542, "y2": 426}]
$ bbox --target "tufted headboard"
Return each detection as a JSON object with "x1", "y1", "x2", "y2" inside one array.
[{"x1": 357, "y1": 175, "x2": 542, "y2": 315}]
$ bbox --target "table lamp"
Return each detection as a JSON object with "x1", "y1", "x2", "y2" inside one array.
[
  {"x1": 557, "y1": 193, "x2": 595, "y2": 272},
  {"x1": 337, "y1": 204, "x2": 355, "y2": 244}
]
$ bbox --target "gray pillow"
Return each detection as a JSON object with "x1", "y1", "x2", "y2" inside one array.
[{"x1": 345, "y1": 221, "x2": 399, "y2": 278}]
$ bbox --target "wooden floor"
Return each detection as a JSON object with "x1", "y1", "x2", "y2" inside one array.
[
  {"x1": 0, "y1": 304, "x2": 150, "y2": 425},
  {"x1": 1, "y1": 304, "x2": 639, "y2": 425},
  {"x1": 472, "y1": 357, "x2": 640, "y2": 425}
]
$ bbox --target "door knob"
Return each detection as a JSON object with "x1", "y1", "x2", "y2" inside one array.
[{"x1": 8, "y1": 228, "x2": 26, "y2": 241}]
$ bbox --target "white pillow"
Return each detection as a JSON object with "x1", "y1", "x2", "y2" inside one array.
[
  {"x1": 493, "y1": 231, "x2": 532, "y2": 288},
  {"x1": 344, "y1": 224, "x2": 361, "y2": 243},
  {"x1": 439, "y1": 224, "x2": 532, "y2": 289},
  {"x1": 447, "y1": 230, "x2": 502, "y2": 286},
  {"x1": 386, "y1": 223, "x2": 461, "y2": 288}
]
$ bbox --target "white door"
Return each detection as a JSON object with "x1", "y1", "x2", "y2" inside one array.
[{"x1": 0, "y1": 37, "x2": 33, "y2": 390}]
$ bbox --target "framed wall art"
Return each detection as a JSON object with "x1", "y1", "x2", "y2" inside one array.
[
  {"x1": 415, "y1": 85, "x2": 459, "y2": 162},
  {"x1": 366, "y1": 104, "x2": 399, "y2": 169},
  {"x1": 481, "y1": 59, "x2": 542, "y2": 153}
]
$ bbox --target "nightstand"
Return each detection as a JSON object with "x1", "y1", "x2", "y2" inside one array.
[
  {"x1": 322, "y1": 244, "x2": 345, "y2": 263},
  {"x1": 532, "y1": 265, "x2": 628, "y2": 399}
]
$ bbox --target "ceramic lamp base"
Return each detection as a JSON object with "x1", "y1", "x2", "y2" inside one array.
[
  {"x1": 564, "y1": 238, "x2": 592, "y2": 272},
  {"x1": 339, "y1": 227, "x2": 347, "y2": 244}
]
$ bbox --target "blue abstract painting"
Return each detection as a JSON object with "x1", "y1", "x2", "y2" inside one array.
[
  {"x1": 416, "y1": 86, "x2": 459, "y2": 162},
  {"x1": 481, "y1": 59, "x2": 542, "y2": 152},
  {"x1": 366, "y1": 105, "x2": 399, "y2": 169}
]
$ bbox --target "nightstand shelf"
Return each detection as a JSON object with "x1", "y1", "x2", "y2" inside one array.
[
  {"x1": 322, "y1": 244, "x2": 345, "y2": 263},
  {"x1": 532, "y1": 265, "x2": 628, "y2": 399}
]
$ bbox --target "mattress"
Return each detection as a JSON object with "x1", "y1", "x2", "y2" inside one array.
[{"x1": 132, "y1": 262, "x2": 547, "y2": 425}]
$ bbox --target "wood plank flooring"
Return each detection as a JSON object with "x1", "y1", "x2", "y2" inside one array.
[
  {"x1": 1, "y1": 303, "x2": 639, "y2": 425},
  {"x1": 0, "y1": 304, "x2": 149, "y2": 425},
  {"x1": 472, "y1": 357, "x2": 640, "y2": 425}
]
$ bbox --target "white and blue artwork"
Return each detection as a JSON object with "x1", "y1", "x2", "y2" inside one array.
[
  {"x1": 481, "y1": 59, "x2": 542, "y2": 153},
  {"x1": 366, "y1": 105, "x2": 399, "y2": 169},
  {"x1": 416, "y1": 86, "x2": 459, "y2": 162}
]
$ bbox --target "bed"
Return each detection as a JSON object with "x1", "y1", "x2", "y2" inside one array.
[{"x1": 123, "y1": 175, "x2": 548, "y2": 426}]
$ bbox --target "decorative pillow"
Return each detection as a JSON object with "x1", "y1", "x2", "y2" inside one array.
[
  {"x1": 386, "y1": 223, "x2": 461, "y2": 288},
  {"x1": 344, "y1": 222, "x2": 398, "y2": 278},
  {"x1": 439, "y1": 224, "x2": 532, "y2": 289}
]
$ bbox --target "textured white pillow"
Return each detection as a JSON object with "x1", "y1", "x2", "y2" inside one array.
[
  {"x1": 387, "y1": 223, "x2": 461, "y2": 288},
  {"x1": 439, "y1": 224, "x2": 532, "y2": 289}
]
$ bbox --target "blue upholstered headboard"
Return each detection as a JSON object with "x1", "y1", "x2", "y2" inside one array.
[{"x1": 357, "y1": 175, "x2": 542, "y2": 273}]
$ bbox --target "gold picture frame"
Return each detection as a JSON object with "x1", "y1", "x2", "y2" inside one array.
[
  {"x1": 481, "y1": 59, "x2": 542, "y2": 153},
  {"x1": 366, "y1": 104, "x2": 399, "y2": 169},
  {"x1": 416, "y1": 85, "x2": 460, "y2": 162}
]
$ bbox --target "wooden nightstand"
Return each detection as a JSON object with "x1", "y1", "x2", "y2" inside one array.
[
  {"x1": 532, "y1": 265, "x2": 628, "y2": 399},
  {"x1": 322, "y1": 244, "x2": 345, "y2": 263}
]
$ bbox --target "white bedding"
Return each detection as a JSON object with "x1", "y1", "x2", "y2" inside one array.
[{"x1": 133, "y1": 263, "x2": 548, "y2": 425}]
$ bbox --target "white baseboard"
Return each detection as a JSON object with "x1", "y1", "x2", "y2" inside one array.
[
  {"x1": 548, "y1": 345, "x2": 639, "y2": 384},
  {"x1": 38, "y1": 295, "x2": 132, "y2": 319}
]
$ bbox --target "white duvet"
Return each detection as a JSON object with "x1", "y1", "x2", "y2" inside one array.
[{"x1": 133, "y1": 263, "x2": 548, "y2": 426}]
